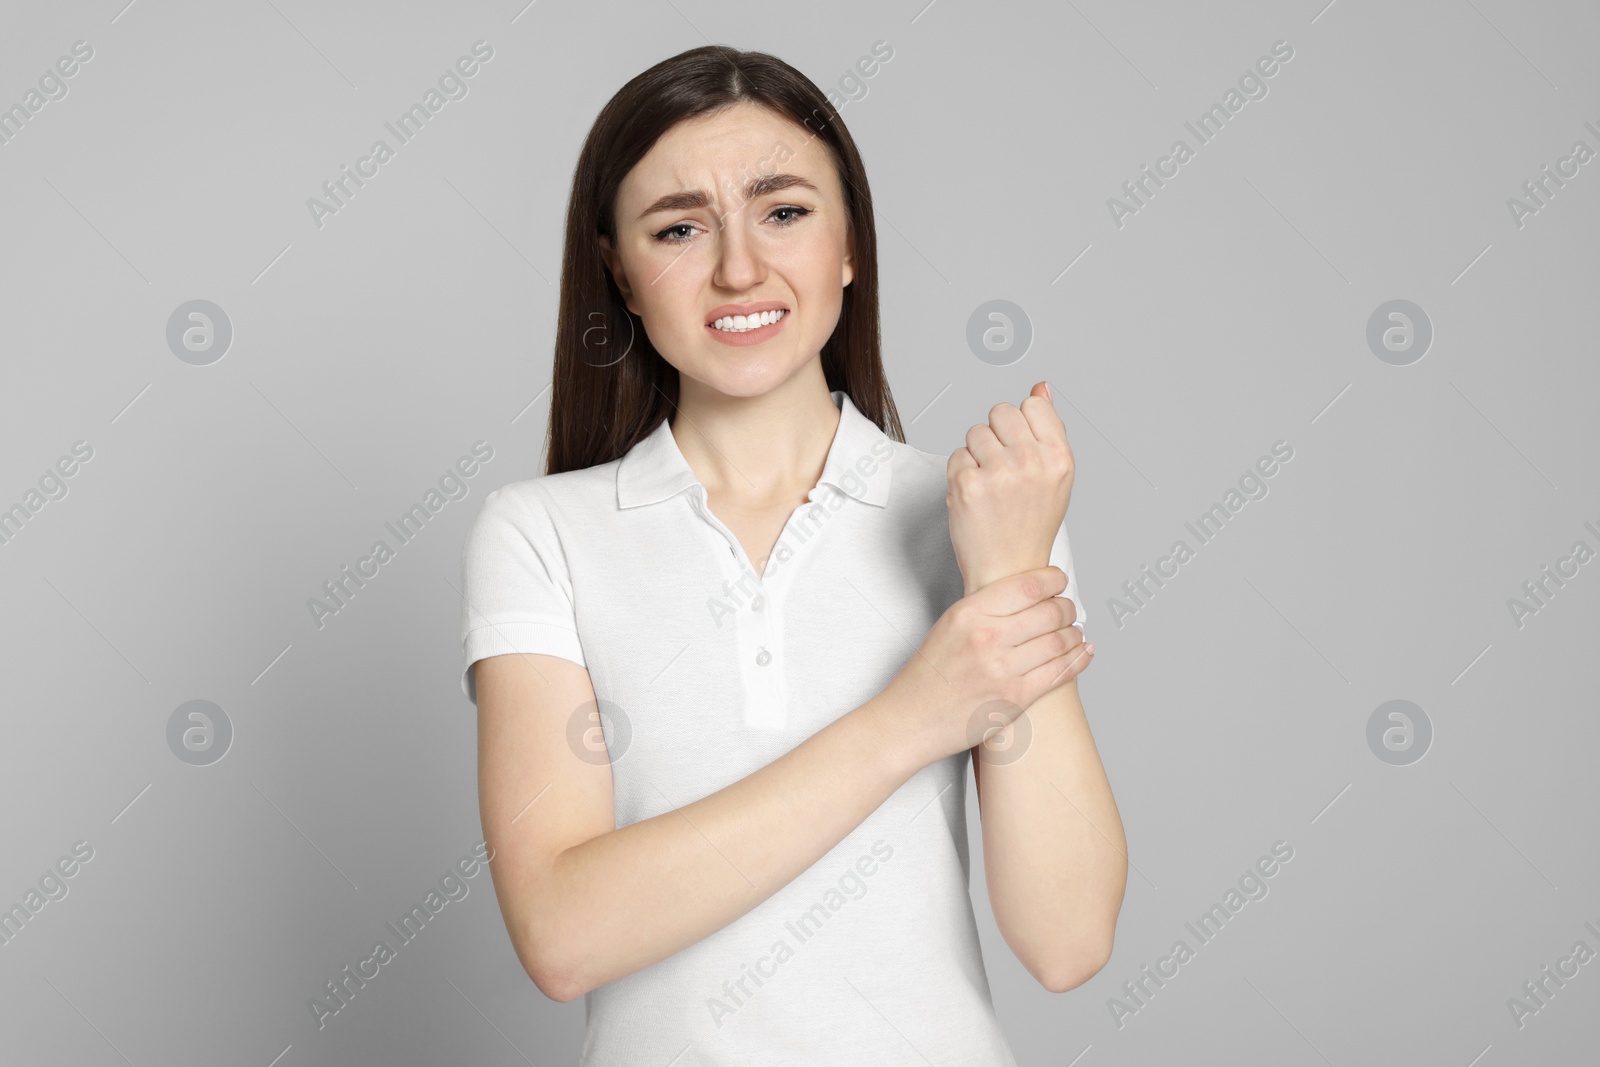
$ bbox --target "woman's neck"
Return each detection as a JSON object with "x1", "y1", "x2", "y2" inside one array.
[{"x1": 669, "y1": 368, "x2": 842, "y2": 505}]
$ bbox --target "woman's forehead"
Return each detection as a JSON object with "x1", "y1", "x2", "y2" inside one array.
[{"x1": 622, "y1": 108, "x2": 836, "y2": 204}]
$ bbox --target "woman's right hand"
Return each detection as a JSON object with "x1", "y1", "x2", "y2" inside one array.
[{"x1": 875, "y1": 566, "x2": 1091, "y2": 769}]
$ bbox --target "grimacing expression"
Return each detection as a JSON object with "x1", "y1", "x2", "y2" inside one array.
[{"x1": 598, "y1": 103, "x2": 856, "y2": 398}]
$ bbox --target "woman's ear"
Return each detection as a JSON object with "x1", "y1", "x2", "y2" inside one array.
[
  {"x1": 597, "y1": 234, "x2": 639, "y2": 313},
  {"x1": 841, "y1": 225, "x2": 856, "y2": 288}
]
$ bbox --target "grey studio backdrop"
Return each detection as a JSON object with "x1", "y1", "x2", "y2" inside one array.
[{"x1": 1, "y1": 0, "x2": 1596, "y2": 1064}]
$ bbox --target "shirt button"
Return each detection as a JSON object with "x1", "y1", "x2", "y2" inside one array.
[
  {"x1": 750, "y1": 596, "x2": 764, "y2": 612},
  {"x1": 755, "y1": 647, "x2": 772, "y2": 666}
]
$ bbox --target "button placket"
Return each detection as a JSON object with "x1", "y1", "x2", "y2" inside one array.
[
  {"x1": 694, "y1": 496, "x2": 773, "y2": 729},
  {"x1": 747, "y1": 578, "x2": 786, "y2": 729},
  {"x1": 731, "y1": 552, "x2": 773, "y2": 727},
  {"x1": 690, "y1": 488, "x2": 796, "y2": 731}
]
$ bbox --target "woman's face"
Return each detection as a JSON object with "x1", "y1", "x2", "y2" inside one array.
[{"x1": 598, "y1": 102, "x2": 855, "y2": 399}]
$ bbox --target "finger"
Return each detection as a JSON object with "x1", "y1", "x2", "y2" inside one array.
[
  {"x1": 987, "y1": 402, "x2": 1035, "y2": 448},
  {"x1": 1011, "y1": 614, "x2": 1086, "y2": 674},
  {"x1": 999, "y1": 607, "x2": 1081, "y2": 678},
  {"x1": 970, "y1": 566, "x2": 1067, "y2": 615},
  {"x1": 1019, "y1": 392, "x2": 1068, "y2": 445},
  {"x1": 1001, "y1": 593, "x2": 1076, "y2": 647},
  {"x1": 964, "y1": 422, "x2": 1003, "y2": 465},
  {"x1": 1054, "y1": 593, "x2": 1078, "y2": 628},
  {"x1": 1022, "y1": 640, "x2": 1094, "y2": 694},
  {"x1": 946, "y1": 446, "x2": 977, "y2": 478}
]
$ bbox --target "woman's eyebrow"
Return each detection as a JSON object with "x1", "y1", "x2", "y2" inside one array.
[{"x1": 636, "y1": 173, "x2": 819, "y2": 220}]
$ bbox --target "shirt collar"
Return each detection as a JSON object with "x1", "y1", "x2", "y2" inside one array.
[{"x1": 617, "y1": 389, "x2": 893, "y2": 510}]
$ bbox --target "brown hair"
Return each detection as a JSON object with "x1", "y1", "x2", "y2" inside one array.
[{"x1": 544, "y1": 44, "x2": 904, "y2": 476}]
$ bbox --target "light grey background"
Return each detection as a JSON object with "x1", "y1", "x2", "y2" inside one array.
[{"x1": 2, "y1": 1, "x2": 1596, "y2": 1064}]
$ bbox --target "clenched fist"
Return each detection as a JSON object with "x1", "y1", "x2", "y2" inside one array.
[{"x1": 947, "y1": 381, "x2": 1075, "y2": 597}]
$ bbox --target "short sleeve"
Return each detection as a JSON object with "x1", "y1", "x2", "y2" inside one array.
[
  {"x1": 1049, "y1": 518, "x2": 1087, "y2": 638},
  {"x1": 459, "y1": 482, "x2": 587, "y2": 705}
]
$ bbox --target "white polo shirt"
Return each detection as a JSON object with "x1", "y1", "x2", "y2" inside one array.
[{"x1": 459, "y1": 389, "x2": 1085, "y2": 1066}]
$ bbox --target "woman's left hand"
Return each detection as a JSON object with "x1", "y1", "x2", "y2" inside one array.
[{"x1": 947, "y1": 382, "x2": 1076, "y2": 596}]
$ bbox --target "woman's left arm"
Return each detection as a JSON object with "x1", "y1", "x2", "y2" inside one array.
[{"x1": 947, "y1": 382, "x2": 1128, "y2": 994}]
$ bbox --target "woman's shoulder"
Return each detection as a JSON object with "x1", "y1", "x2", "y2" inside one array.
[
  {"x1": 873, "y1": 438, "x2": 962, "y2": 541},
  {"x1": 883, "y1": 436, "x2": 958, "y2": 500},
  {"x1": 469, "y1": 463, "x2": 617, "y2": 531}
]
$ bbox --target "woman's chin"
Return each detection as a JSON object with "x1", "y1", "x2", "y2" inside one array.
[{"x1": 678, "y1": 354, "x2": 804, "y2": 399}]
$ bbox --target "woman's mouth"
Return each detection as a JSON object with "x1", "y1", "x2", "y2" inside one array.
[
  {"x1": 706, "y1": 308, "x2": 788, "y2": 346},
  {"x1": 709, "y1": 308, "x2": 787, "y2": 333}
]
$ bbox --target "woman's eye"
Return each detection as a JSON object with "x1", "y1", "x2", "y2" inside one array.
[
  {"x1": 649, "y1": 206, "x2": 811, "y2": 244},
  {"x1": 769, "y1": 205, "x2": 811, "y2": 226},
  {"x1": 651, "y1": 223, "x2": 699, "y2": 243}
]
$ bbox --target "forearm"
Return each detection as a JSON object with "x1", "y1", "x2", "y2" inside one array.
[
  {"x1": 533, "y1": 690, "x2": 932, "y2": 1000},
  {"x1": 975, "y1": 677, "x2": 1126, "y2": 991}
]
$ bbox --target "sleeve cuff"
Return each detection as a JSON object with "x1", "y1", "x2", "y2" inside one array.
[{"x1": 461, "y1": 620, "x2": 587, "y2": 704}]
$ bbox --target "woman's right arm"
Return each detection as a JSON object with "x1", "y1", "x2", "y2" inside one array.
[{"x1": 477, "y1": 565, "x2": 1084, "y2": 1002}]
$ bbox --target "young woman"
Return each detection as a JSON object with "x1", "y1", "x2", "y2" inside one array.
[{"x1": 460, "y1": 44, "x2": 1126, "y2": 1066}]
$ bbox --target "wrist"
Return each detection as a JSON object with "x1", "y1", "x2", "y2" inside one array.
[
  {"x1": 964, "y1": 559, "x2": 1051, "y2": 596},
  {"x1": 856, "y1": 687, "x2": 940, "y2": 778}
]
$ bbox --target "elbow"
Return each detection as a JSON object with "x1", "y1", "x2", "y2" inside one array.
[
  {"x1": 513, "y1": 920, "x2": 587, "y2": 1003},
  {"x1": 529, "y1": 964, "x2": 584, "y2": 1004},
  {"x1": 523, "y1": 947, "x2": 587, "y2": 1003},
  {"x1": 1035, "y1": 934, "x2": 1115, "y2": 994},
  {"x1": 508, "y1": 853, "x2": 596, "y2": 1003}
]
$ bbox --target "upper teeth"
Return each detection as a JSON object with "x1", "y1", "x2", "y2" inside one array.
[{"x1": 712, "y1": 309, "x2": 786, "y2": 332}]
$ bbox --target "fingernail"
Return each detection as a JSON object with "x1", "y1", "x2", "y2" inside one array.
[
  {"x1": 1044, "y1": 381, "x2": 1053, "y2": 401},
  {"x1": 1086, "y1": 643, "x2": 1095, "y2": 655}
]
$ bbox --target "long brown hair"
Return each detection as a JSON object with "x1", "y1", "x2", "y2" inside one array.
[{"x1": 545, "y1": 44, "x2": 904, "y2": 477}]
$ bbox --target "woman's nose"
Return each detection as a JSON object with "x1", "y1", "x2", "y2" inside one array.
[{"x1": 712, "y1": 211, "x2": 763, "y2": 290}]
